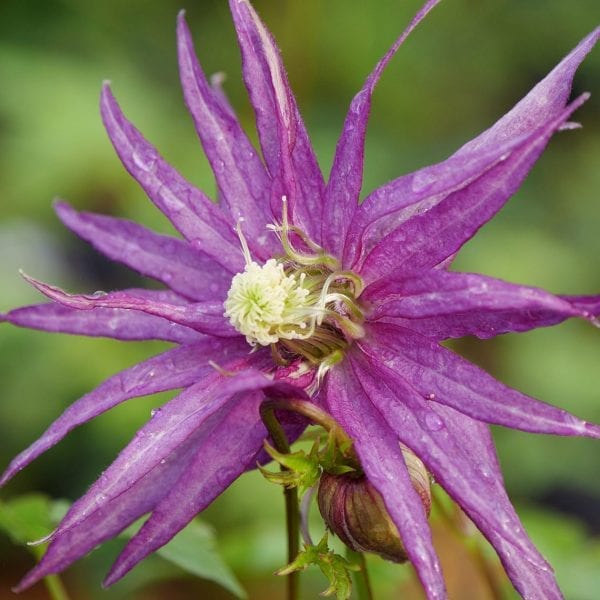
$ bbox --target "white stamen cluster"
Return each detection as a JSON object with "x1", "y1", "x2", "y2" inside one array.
[{"x1": 224, "y1": 259, "x2": 312, "y2": 346}]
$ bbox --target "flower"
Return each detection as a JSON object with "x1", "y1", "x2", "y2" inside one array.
[{"x1": 1, "y1": 0, "x2": 598, "y2": 598}]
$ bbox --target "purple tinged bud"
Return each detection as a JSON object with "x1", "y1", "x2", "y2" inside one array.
[{"x1": 317, "y1": 447, "x2": 431, "y2": 563}]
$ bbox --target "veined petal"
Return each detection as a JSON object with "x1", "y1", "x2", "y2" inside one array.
[
  {"x1": 177, "y1": 13, "x2": 276, "y2": 259},
  {"x1": 323, "y1": 0, "x2": 442, "y2": 257},
  {"x1": 430, "y1": 403, "x2": 563, "y2": 600},
  {"x1": 228, "y1": 0, "x2": 324, "y2": 241},
  {"x1": 361, "y1": 323, "x2": 600, "y2": 441},
  {"x1": 364, "y1": 270, "x2": 599, "y2": 339},
  {"x1": 104, "y1": 377, "x2": 305, "y2": 585},
  {"x1": 0, "y1": 338, "x2": 251, "y2": 487},
  {"x1": 13, "y1": 401, "x2": 227, "y2": 592},
  {"x1": 55, "y1": 200, "x2": 231, "y2": 302},
  {"x1": 100, "y1": 84, "x2": 243, "y2": 273},
  {"x1": 359, "y1": 95, "x2": 589, "y2": 282},
  {"x1": 23, "y1": 275, "x2": 236, "y2": 338},
  {"x1": 350, "y1": 352, "x2": 549, "y2": 568},
  {"x1": 344, "y1": 130, "x2": 535, "y2": 269},
  {"x1": 1, "y1": 302, "x2": 200, "y2": 344},
  {"x1": 324, "y1": 361, "x2": 445, "y2": 600}
]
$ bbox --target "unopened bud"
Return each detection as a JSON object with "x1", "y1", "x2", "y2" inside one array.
[{"x1": 317, "y1": 446, "x2": 431, "y2": 563}]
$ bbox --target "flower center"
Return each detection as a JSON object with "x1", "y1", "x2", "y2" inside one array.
[{"x1": 224, "y1": 198, "x2": 365, "y2": 376}]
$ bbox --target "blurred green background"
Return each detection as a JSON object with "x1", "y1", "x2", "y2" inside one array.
[{"x1": 0, "y1": 0, "x2": 599, "y2": 598}]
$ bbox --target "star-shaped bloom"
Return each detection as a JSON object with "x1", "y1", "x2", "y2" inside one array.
[{"x1": 2, "y1": 1, "x2": 599, "y2": 598}]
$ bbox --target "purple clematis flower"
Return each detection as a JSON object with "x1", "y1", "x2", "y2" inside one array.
[{"x1": 2, "y1": 0, "x2": 599, "y2": 598}]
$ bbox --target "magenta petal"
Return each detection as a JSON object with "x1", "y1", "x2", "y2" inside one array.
[
  {"x1": 1, "y1": 302, "x2": 200, "y2": 344},
  {"x1": 104, "y1": 381, "x2": 303, "y2": 585},
  {"x1": 0, "y1": 338, "x2": 250, "y2": 487},
  {"x1": 228, "y1": 0, "x2": 324, "y2": 241},
  {"x1": 324, "y1": 361, "x2": 445, "y2": 600},
  {"x1": 344, "y1": 131, "x2": 536, "y2": 269},
  {"x1": 350, "y1": 352, "x2": 550, "y2": 569},
  {"x1": 54, "y1": 200, "x2": 231, "y2": 302},
  {"x1": 323, "y1": 0, "x2": 442, "y2": 257},
  {"x1": 430, "y1": 403, "x2": 562, "y2": 600},
  {"x1": 23, "y1": 275, "x2": 236, "y2": 338},
  {"x1": 359, "y1": 95, "x2": 589, "y2": 281},
  {"x1": 364, "y1": 270, "x2": 598, "y2": 339},
  {"x1": 361, "y1": 95, "x2": 588, "y2": 281},
  {"x1": 177, "y1": 13, "x2": 276, "y2": 259},
  {"x1": 362, "y1": 324, "x2": 599, "y2": 438},
  {"x1": 99, "y1": 84, "x2": 242, "y2": 273},
  {"x1": 13, "y1": 412, "x2": 221, "y2": 592}
]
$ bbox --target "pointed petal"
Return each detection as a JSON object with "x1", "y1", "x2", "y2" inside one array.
[
  {"x1": 105, "y1": 378, "x2": 305, "y2": 585},
  {"x1": 344, "y1": 130, "x2": 533, "y2": 268},
  {"x1": 364, "y1": 270, "x2": 599, "y2": 339},
  {"x1": 55, "y1": 200, "x2": 231, "y2": 302},
  {"x1": 23, "y1": 275, "x2": 236, "y2": 338},
  {"x1": 350, "y1": 352, "x2": 550, "y2": 570},
  {"x1": 362, "y1": 323, "x2": 599, "y2": 438},
  {"x1": 0, "y1": 338, "x2": 250, "y2": 487},
  {"x1": 359, "y1": 95, "x2": 589, "y2": 281},
  {"x1": 177, "y1": 13, "x2": 277, "y2": 259},
  {"x1": 13, "y1": 408, "x2": 221, "y2": 591},
  {"x1": 100, "y1": 84, "x2": 243, "y2": 273},
  {"x1": 456, "y1": 27, "x2": 599, "y2": 154},
  {"x1": 1, "y1": 301, "x2": 200, "y2": 344},
  {"x1": 431, "y1": 403, "x2": 563, "y2": 599},
  {"x1": 228, "y1": 0, "x2": 324, "y2": 241},
  {"x1": 323, "y1": 0, "x2": 441, "y2": 257},
  {"x1": 323, "y1": 361, "x2": 445, "y2": 599}
]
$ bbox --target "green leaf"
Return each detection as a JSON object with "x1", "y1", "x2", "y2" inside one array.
[
  {"x1": 277, "y1": 534, "x2": 359, "y2": 600},
  {"x1": 120, "y1": 517, "x2": 247, "y2": 599},
  {"x1": 0, "y1": 493, "x2": 57, "y2": 549}
]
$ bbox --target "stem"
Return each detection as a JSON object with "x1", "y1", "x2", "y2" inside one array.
[
  {"x1": 260, "y1": 402, "x2": 300, "y2": 600},
  {"x1": 345, "y1": 548, "x2": 374, "y2": 600},
  {"x1": 44, "y1": 575, "x2": 72, "y2": 600},
  {"x1": 260, "y1": 398, "x2": 361, "y2": 471}
]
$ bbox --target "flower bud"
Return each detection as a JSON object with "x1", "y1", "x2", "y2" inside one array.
[{"x1": 317, "y1": 446, "x2": 431, "y2": 563}]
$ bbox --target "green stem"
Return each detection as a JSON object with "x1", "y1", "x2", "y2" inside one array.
[
  {"x1": 345, "y1": 549, "x2": 374, "y2": 600},
  {"x1": 260, "y1": 402, "x2": 300, "y2": 600}
]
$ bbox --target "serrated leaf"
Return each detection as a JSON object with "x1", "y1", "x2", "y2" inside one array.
[{"x1": 120, "y1": 517, "x2": 246, "y2": 599}]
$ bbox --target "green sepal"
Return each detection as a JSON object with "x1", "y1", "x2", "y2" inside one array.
[{"x1": 277, "y1": 533, "x2": 359, "y2": 600}]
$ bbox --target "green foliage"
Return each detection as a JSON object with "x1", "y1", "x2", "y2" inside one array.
[
  {"x1": 0, "y1": 493, "x2": 246, "y2": 599},
  {"x1": 277, "y1": 533, "x2": 359, "y2": 600}
]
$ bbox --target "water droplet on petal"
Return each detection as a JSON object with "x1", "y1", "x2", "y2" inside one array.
[
  {"x1": 150, "y1": 407, "x2": 162, "y2": 418},
  {"x1": 423, "y1": 412, "x2": 444, "y2": 432}
]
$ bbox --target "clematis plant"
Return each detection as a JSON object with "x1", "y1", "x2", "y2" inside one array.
[{"x1": 1, "y1": 0, "x2": 599, "y2": 598}]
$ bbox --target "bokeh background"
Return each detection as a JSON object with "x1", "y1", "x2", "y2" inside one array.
[{"x1": 1, "y1": 0, "x2": 599, "y2": 598}]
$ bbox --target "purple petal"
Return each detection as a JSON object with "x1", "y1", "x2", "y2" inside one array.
[
  {"x1": 100, "y1": 84, "x2": 243, "y2": 273},
  {"x1": 23, "y1": 275, "x2": 236, "y2": 338},
  {"x1": 456, "y1": 27, "x2": 599, "y2": 155},
  {"x1": 344, "y1": 130, "x2": 536, "y2": 269},
  {"x1": 1, "y1": 302, "x2": 200, "y2": 344},
  {"x1": 104, "y1": 378, "x2": 306, "y2": 585},
  {"x1": 228, "y1": 0, "x2": 324, "y2": 242},
  {"x1": 177, "y1": 13, "x2": 277, "y2": 259},
  {"x1": 362, "y1": 323, "x2": 600, "y2": 438},
  {"x1": 430, "y1": 403, "x2": 563, "y2": 599},
  {"x1": 364, "y1": 270, "x2": 599, "y2": 339},
  {"x1": 13, "y1": 405, "x2": 224, "y2": 591},
  {"x1": 359, "y1": 94, "x2": 589, "y2": 282},
  {"x1": 55, "y1": 200, "x2": 231, "y2": 302},
  {"x1": 324, "y1": 361, "x2": 445, "y2": 599},
  {"x1": 0, "y1": 338, "x2": 250, "y2": 487},
  {"x1": 350, "y1": 351, "x2": 550, "y2": 569},
  {"x1": 323, "y1": 0, "x2": 442, "y2": 257}
]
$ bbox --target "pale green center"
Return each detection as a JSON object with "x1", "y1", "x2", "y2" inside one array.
[{"x1": 224, "y1": 259, "x2": 313, "y2": 346}]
